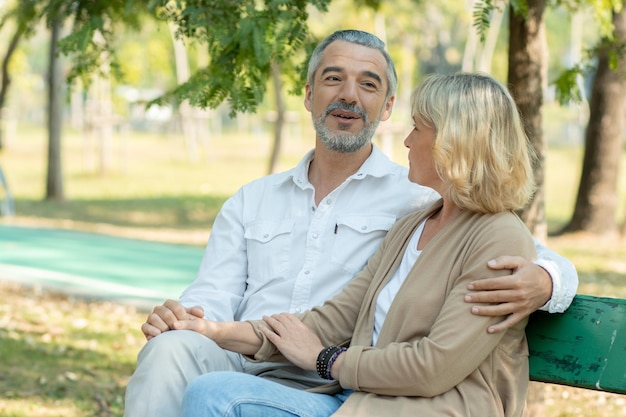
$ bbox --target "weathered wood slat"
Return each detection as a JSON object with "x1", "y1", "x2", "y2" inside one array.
[{"x1": 526, "y1": 294, "x2": 626, "y2": 394}]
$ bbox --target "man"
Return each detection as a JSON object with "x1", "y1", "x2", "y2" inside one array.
[{"x1": 124, "y1": 30, "x2": 577, "y2": 417}]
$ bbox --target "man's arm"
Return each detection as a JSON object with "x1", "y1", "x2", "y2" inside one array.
[
  {"x1": 464, "y1": 239, "x2": 579, "y2": 333},
  {"x1": 178, "y1": 190, "x2": 249, "y2": 321},
  {"x1": 172, "y1": 317, "x2": 262, "y2": 355},
  {"x1": 139, "y1": 190, "x2": 249, "y2": 340}
]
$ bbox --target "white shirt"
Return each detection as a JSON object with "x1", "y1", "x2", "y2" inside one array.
[{"x1": 180, "y1": 145, "x2": 578, "y2": 321}]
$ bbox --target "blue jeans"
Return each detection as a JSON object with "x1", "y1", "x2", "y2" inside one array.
[{"x1": 180, "y1": 371, "x2": 351, "y2": 417}]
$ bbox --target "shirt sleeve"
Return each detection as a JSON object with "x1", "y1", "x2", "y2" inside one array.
[
  {"x1": 179, "y1": 189, "x2": 248, "y2": 321},
  {"x1": 533, "y1": 238, "x2": 579, "y2": 313}
]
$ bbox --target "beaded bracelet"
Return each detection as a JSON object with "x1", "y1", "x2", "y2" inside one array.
[
  {"x1": 326, "y1": 347, "x2": 347, "y2": 379},
  {"x1": 316, "y1": 346, "x2": 347, "y2": 380}
]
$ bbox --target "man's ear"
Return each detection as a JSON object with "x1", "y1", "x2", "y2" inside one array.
[
  {"x1": 380, "y1": 95, "x2": 395, "y2": 121},
  {"x1": 304, "y1": 83, "x2": 313, "y2": 112}
]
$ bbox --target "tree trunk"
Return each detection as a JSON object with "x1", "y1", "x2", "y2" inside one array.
[
  {"x1": 92, "y1": 30, "x2": 113, "y2": 175},
  {"x1": 46, "y1": 18, "x2": 65, "y2": 201},
  {"x1": 507, "y1": 1, "x2": 548, "y2": 414},
  {"x1": 462, "y1": 0, "x2": 479, "y2": 72},
  {"x1": 0, "y1": 24, "x2": 26, "y2": 150},
  {"x1": 507, "y1": 0, "x2": 549, "y2": 244},
  {"x1": 560, "y1": 6, "x2": 626, "y2": 236},
  {"x1": 478, "y1": 6, "x2": 504, "y2": 73},
  {"x1": 169, "y1": 22, "x2": 199, "y2": 163},
  {"x1": 267, "y1": 60, "x2": 284, "y2": 175},
  {"x1": 463, "y1": 0, "x2": 505, "y2": 73}
]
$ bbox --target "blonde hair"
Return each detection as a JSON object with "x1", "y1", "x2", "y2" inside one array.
[{"x1": 410, "y1": 72, "x2": 536, "y2": 213}]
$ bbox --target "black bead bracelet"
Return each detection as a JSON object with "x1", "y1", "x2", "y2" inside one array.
[{"x1": 316, "y1": 346, "x2": 347, "y2": 380}]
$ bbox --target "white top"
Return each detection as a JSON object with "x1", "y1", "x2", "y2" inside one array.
[
  {"x1": 180, "y1": 145, "x2": 578, "y2": 322},
  {"x1": 373, "y1": 220, "x2": 425, "y2": 345}
]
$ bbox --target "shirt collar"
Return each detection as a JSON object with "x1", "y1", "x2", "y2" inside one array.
[{"x1": 283, "y1": 144, "x2": 399, "y2": 190}]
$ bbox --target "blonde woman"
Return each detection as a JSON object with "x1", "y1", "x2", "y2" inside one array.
[{"x1": 177, "y1": 73, "x2": 537, "y2": 417}]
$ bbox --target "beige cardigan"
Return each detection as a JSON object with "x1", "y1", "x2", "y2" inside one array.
[{"x1": 250, "y1": 200, "x2": 536, "y2": 417}]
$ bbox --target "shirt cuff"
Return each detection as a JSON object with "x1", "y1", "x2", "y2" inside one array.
[{"x1": 533, "y1": 258, "x2": 566, "y2": 313}]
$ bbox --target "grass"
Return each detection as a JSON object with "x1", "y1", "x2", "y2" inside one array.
[
  {"x1": 0, "y1": 120, "x2": 625, "y2": 416},
  {"x1": 0, "y1": 281, "x2": 143, "y2": 417}
]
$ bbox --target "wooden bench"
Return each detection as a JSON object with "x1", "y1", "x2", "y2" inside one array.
[{"x1": 526, "y1": 294, "x2": 626, "y2": 394}]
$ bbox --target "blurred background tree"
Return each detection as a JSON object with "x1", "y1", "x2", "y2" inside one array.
[{"x1": 0, "y1": 0, "x2": 624, "y2": 237}]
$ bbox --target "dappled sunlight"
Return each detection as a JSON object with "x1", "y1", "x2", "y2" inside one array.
[{"x1": 0, "y1": 399, "x2": 82, "y2": 417}]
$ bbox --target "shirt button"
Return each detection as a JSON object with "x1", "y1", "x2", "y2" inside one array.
[
  {"x1": 326, "y1": 199, "x2": 332, "y2": 205},
  {"x1": 304, "y1": 270, "x2": 310, "y2": 275},
  {"x1": 263, "y1": 233, "x2": 269, "y2": 238},
  {"x1": 361, "y1": 226, "x2": 367, "y2": 231},
  {"x1": 295, "y1": 307, "x2": 302, "y2": 313},
  {"x1": 312, "y1": 233, "x2": 319, "y2": 239}
]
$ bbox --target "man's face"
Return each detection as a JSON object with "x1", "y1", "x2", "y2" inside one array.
[{"x1": 305, "y1": 41, "x2": 395, "y2": 153}]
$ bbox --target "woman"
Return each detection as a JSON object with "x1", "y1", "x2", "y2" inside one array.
[{"x1": 178, "y1": 72, "x2": 537, "y2": 417}]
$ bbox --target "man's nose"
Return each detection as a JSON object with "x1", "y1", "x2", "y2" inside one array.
[{"x1": 338, "y1": 80, "x2": 358, "y2": 104}]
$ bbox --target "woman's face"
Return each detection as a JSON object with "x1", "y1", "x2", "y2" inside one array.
[{"x1": 403, "y1": 117, "x2": 441, "y2": 191}]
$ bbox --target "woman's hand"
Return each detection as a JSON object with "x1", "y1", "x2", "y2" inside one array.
[{"x1": 260, "y1": 313, "x2": 324, "y2": 371}]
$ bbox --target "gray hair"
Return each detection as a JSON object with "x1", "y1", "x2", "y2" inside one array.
[{"x1": 306, "y1": 30, "x2": 398, "y2": 101}]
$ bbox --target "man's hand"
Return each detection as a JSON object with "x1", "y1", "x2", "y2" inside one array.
[
  {"x1": 141, "y1": 299, "x2": 204, "y2": 340},
  {"x1": 464, "y1": 256, "x2": 552, "y2": 334}
]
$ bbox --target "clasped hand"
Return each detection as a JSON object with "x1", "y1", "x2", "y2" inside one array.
[{"x1": 141, "y1": 299, "x2": 205, "y2": 340}]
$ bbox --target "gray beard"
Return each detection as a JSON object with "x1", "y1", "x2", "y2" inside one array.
[{"x1": 313, "y1": 103, "x2": 380, "y2": 153}]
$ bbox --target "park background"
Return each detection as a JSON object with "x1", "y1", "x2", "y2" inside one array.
[{"x1": 0, "y1": 0, "x2": 625, "y2": 416}]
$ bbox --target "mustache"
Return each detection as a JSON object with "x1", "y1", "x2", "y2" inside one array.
[{"x1": 324, "y1": 102, "x2": 367, "y2": 122}]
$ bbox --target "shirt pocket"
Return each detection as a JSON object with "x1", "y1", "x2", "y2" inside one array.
[
  {"x1": 331, "y1": 214, "x2": 396, "y2": 274},
  {"x1": 244, "y1": 219, "x2": 294, "y2": 281}
]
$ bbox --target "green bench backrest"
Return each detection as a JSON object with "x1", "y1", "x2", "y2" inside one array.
[{"x1": 526, "y1": 294, "x2": 626, "y2": 394}]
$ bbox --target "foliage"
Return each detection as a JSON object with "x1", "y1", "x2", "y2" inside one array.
[
  {"x1": 552, "y1": 32, "x2": 625, "y2": 105},
  {"x1": 0, "y1": 0, "x2": 149, "y2": 86},
  {"x1": 552, "y1": 65, "x2": 588, "y2": 103},
  {"x1": 115, "y1": 17, "x2": 176, "y2": 88},
  {"x1": 471, "y1": 0, "x2": 623, "y2": 106},
  {"x1": 473, "y1": 0, "x2": 529, "y2": 43},
  {"x1": 0, "y1": 0, "x2": 40, "y2": 115},
  {"x1": 146, "y1": 0, "x2": 333, "y2": 116},
  {"x1": 554, "y1": 0, "x2": 624, "y2": 38},
  {"x1": 551, "y1": 0, "x2": 625, "y2": 104},
  {"x1": 53, "y1": 0, "x2": 146, "y2": 84},
  {"x1": 0, "y1": 0, "x2": 39, "y2": 38}
]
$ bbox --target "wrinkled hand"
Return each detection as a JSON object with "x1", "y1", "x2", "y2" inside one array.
[
  {"x1": 465, "y1": 256, "x2": 552, "y2": 333},
  {"x1": 141, "y1": 299, "x2": 204, "y2": 340},
  {"x1": 259, "y1": 313, "x2": 323, "y2": 371}
]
